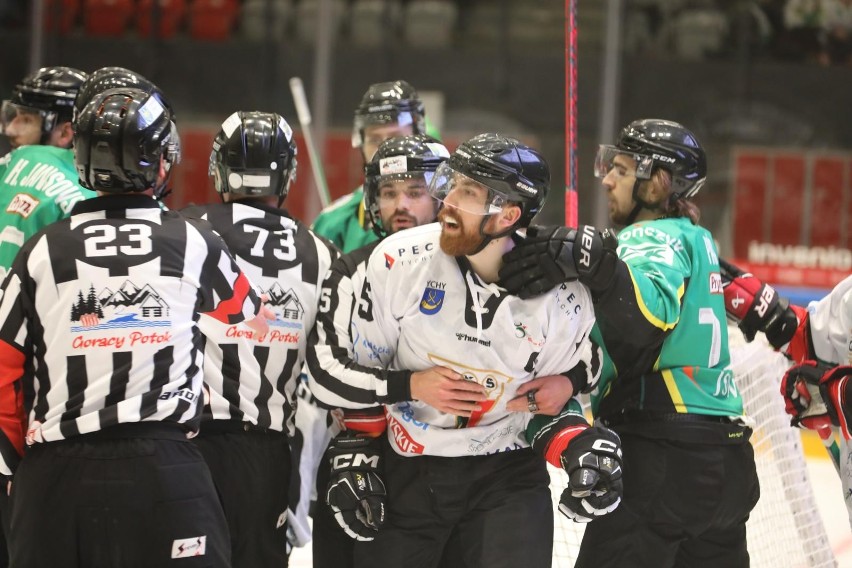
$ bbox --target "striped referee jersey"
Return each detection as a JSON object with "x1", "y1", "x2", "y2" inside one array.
[
  {"x1": 0, "y1": 194, "x2": 262, "y2": 476},
  {"x1": 182, "y1": 201, "x2": 338, "y2": 435},
  {"x1": 306, "y1": 240, "x2": 379, "y2": 410}
]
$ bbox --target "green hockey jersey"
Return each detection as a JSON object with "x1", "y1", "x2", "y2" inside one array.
[
  {"x1": 311, "y1": 186, "x2": 378, "y2": 254},
  {"x1": 591, "y1": 217, "x2": 743, "y2": 419},
  {"x1": 0, "y1": 145, "x2": 96, "y2": 280}
]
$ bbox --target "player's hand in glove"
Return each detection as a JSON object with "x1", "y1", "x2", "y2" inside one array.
[
  {"x1": 558, "y1": 426, "x2": 624, "y2": 523},
  {"x1": 720, "y1": 263, "x2": 806, "y2": 352},
  {"x1": 781, "y1": 362, "x2": 852, "y2": 439},
  {"x1": 500, "y1": 225, "x2": 619, "y2": 299},
  {"x1": 780, "y1": 360, "x2": 830, "y2": 430},
  {"x1": 326, "y1": 434, "x2": 386, "y2": 541}
]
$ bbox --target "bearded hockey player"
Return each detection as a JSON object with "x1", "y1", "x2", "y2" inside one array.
[{"x1": 310, "y1": 132, "x2": 622, "y2": 568}]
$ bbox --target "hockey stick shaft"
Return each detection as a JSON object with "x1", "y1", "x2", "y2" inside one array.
[
  {"x1": 719, "y1": 257, "x2": 747, "y2": 279},
  {"x1": 289, "y1": 77, "x2": 332, "y2": 209},
  {"x1": 564, "y1": 0, "x2": 578, "y2": 227}
]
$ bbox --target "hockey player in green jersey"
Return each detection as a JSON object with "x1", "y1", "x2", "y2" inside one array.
[
  {"x1": 500, "y1": 119, "x2": 759, "y2": 568},
  {"x1": 0, "y1": 67, "x2": 94, "y2": 281},
  {"x1": 0, "y1": 145, "x2": 96, "y2": 279},
  {"x1": 0, "y1": 66, "x2": 86, "y2": 152},
  {"x1": 311, "y1": 80, "x2": 428, "y2": 253}
]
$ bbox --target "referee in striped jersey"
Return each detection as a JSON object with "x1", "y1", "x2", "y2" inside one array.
[
  {"x1": 182, "y1": 111, "x2": 338, "y2": 567},
  {"x1": 0, "y1": 87, "x2": 271, "y2": 567}
]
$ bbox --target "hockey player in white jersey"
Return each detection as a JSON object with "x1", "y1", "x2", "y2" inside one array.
[
  {"x1": 726, "y1": 269, "x2": 852, "y2": 524},
  {"x1": 182, "y1": 111, "x2": 338, "y2": 567},
  {"x1": 309, "y1": 133, "x2": 624, "y2": 568},
  {"x1": 306, "y1": 134, "x2": 450, "y2": 567}
]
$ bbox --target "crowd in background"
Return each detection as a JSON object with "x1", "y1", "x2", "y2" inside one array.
[{"x1": 0, "y1": 0, "x2": 850, "y2": 67}]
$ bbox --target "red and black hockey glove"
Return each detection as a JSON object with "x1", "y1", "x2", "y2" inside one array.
[
  {"x1": 326, "y1": 433, "x2": 386, "y2": 541},
  {"x1": 781, "y1": 361, "x2": 852, "y2": 439},
  {"x1": 558, "y1": 426, "x2": 624, "y2": 523},
  {"x1": 721, "y1": 266, "x2": 806, "y2": 352},
  {"x1": 780, "y1": 361, "x2": 829, "y2": 430},
  {"x1": 818, "y1": 365, "x2": 852, "y2": 440}
]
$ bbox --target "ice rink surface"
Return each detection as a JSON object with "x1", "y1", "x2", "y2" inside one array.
[{"x1": 289, "y1": 454, "x2": 852, "y2": 568}]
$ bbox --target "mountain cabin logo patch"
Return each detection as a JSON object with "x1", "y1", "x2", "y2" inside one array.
[
  {"x1": 262, "y1": 283, "x2": 304, "y2": 329},
  {"x1": 70, "y1": 280, "x2": 170, "y2": 331}
]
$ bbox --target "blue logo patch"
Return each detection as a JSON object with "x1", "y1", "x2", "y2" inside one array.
[{"x1": 419, "y1": 286, "x2": 445, "y2": 315}]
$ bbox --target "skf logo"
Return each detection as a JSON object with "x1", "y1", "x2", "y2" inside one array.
[
  {"x1": 332, "y1": 453, "x2": 380, "y2": 469},
  {"x1": 755, "y1": 285, "x2": 776, "y2": 317},
  {"x1": 709, "y1": 272, "x2": 723, "y2": 294},
  {"x1": 171, "y1": 536, "x2": 206, "y2": 558},
  {"x1": 384, "y1": 253, "x2": 395, "y2": 269},
  {"x1": 420, "y1": 280, "x2": 446, "y2": 315},
  {"x1": 578, "y1": 225, "x2": 595, "y2": 268},
  {"x1": 6, "y1": 193, "x2": 39, "y2": 217}
]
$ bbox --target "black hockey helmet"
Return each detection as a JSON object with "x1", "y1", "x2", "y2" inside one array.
[
  {"x1": 73, "y1": 66, "x2": 174, "y2": 123},
  {"x1": 74, "y1": 87, "x2": 179, "y2": 195},
  {"x1": 1, "y1": 66, "x2": 87, "y2": 138},
  {"x1": 351, "y1": 80, "x2": 426, "y2": 148},
  {"x1": 596, "y1": 118, "x2": 707, "y2": 200},
  {"x1": 364, "y1": 134, "x2": 449, "y2": 237},
  {"x1": 209, "y1": 111, "x2": 298, "y2": 201},
  {"x1": 430, "y1": 133, "x2": 550, "y2": 228}
]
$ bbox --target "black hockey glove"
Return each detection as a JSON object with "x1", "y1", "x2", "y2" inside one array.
[
  {"x1": 326, "y1": 434, "x2": 387, "y2": 541},
  {"x1": 558, "y1": 426, "x2": 624, "y2": 523},
  {"x1": 500, "y1": 225, "x2": 619, "y2": 299},
  {"x1": 720, "y1": 260, "x2": 804, "y2": 347}
]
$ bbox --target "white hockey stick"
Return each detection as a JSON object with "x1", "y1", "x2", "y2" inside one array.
[{"x1": 289, "y1": 77, "x2": 332, "y2": 209}]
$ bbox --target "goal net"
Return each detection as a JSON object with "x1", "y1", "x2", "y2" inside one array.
[{"x1": 549, "y1": 325, "x2": 837, "y2": 567}]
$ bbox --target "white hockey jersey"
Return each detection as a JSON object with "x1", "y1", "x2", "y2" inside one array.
[
  {"x1": 331, "y1": 223, "x2": 596, "y2": 458},
  {"x1": 808, "y1": 275, "x2": 852, "y2": 367}
]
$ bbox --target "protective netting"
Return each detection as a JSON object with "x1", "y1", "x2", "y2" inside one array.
[{"x1": 550, "y1": 326, "x2": 836, "y2": 567}]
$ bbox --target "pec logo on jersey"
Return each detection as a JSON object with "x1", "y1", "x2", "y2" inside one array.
[
  {"x1": 420, "y1": 281, "x2": 446, "y2": 315},
  {"x1": 384, "y1": 253, "x2": 395, "y2": 269}
]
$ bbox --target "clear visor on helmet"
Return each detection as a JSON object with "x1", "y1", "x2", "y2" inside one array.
[
  {"x1": 375, "y1": 171, "x2": 434, "y2": 205},
  {"x1": 594, "y1": 144, "x2": 653, "y2": 180},
  {"x1": 351, "y1": 110, "x2": 414, "y2": 148},
  {"x1": 427, "y1": 161, "x2": 506, "y2": 216},
  {"x1": 0, "y1": 100, "x2": 53, "y2": 135}
]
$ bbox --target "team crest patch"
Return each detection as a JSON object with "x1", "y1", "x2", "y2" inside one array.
[{"x1": 420, "y1": 285, "x2": 445, "y2": 315}]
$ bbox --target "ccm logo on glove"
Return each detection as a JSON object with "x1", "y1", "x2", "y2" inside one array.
[{"x1": 332, "y1": 453, "x2": 380, "y2": 469}]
